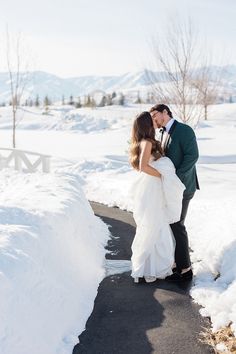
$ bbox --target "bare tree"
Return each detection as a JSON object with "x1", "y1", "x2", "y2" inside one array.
[
  {"x1": 148, "y1": 18, "x2": 204, "y2": 125},
  {"x1": 6, "y1": 28, "x2": 30, "y2": 148},
  {"x1": 191, "y1": 64, "x2": 225, "y2": 120}
]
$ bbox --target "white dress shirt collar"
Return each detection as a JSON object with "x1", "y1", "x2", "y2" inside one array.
[{"x1": 165, "y1": 118, "x2": 175, "y2": 133}]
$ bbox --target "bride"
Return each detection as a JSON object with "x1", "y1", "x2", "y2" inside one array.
[{"x1": 129, "y1": 111, "x2": 185, "y2": 283}]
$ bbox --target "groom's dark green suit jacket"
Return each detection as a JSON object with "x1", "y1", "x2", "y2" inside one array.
[{"x1": 163, "y1": 120, "x2": 200, "y2": 196}]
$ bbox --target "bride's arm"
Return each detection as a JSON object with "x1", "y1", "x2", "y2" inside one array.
[{"x1": 139, "y1": 140, "x2": 161, "y2": 177}]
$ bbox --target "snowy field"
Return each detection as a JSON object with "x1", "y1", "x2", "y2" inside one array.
[{"x1": 0, "y1": 103, "x2": 236, "y2": 352}]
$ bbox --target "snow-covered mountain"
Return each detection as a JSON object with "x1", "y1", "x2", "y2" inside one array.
[
  {"x1": 0, "y1": 65, "x2": 235, "y2": 103},
  {"x1": 0, "y1": 70, "x2": 156, "y2": 103}
]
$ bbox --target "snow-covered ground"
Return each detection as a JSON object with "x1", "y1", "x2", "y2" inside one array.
[
  {"x1": 0, "y1": 102, "x2": 236, "y2": 352},
  {"x1": 0, "y1": 166, "x2": 109, "y2": 354}
]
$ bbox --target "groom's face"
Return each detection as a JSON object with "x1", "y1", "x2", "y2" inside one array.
[{"x1": 151, "y1": 111, "x2": 164, "y2": 129}]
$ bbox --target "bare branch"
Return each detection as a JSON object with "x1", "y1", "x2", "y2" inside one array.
[
  {"x1": 6, "y1": 28, "x2": 31, "y2": 147},
  {"x1": 148, "y1": 18, "x2": 206, "y2": 125}
]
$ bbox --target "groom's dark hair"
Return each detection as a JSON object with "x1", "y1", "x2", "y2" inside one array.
[{"x1": 150, "y1": 104, "x2": 173, "y2": 118}]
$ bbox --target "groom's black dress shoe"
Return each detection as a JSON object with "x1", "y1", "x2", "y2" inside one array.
[{"x1": 165, "y1": 269, "x2": 193, "y2": 282}]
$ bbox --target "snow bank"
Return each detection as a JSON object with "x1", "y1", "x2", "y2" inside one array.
[
  {"x1": 0, "y1": 168, "x2": 110, "y2": 354},
  {"x1": 188, "y1": 175, "x2": 236, "y2": 334}
]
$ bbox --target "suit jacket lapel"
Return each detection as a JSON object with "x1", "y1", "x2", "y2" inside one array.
[
  {"x1": 169, "y1": 120, "x2": 178, "y2": 135},
  {"x1": 164, "y1": 120, "x2": 178, "y2": 151}
]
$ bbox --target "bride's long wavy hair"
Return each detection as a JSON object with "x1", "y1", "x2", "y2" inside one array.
[{"x1": 129, "y1": 111, "x2": 163, "y2": 170}]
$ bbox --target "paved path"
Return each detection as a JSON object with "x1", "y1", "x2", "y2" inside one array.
[{"x1": 73, "y1": 202, "x2": 212, "y2": 354}]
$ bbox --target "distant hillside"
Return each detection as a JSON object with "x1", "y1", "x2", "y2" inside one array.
[{"x1": 0, "y1": 65, "x2": 235, "y2": 103}]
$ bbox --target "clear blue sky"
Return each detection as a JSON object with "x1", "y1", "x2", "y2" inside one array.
[{"x1": 0, "y1": 0, "x2": 236, "y2": 77}]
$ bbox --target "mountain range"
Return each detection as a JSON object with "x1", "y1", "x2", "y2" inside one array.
[{"x1": 0, "y1": 65, "x2": 236, "y2": 103}]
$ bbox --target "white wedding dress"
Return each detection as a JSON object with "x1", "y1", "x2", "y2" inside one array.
[{"x1": 130, "y1": 156, "x2": 185, "y2": 279}]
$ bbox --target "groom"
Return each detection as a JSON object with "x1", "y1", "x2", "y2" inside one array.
[{"x1": 150, "y1": 104, "x2": 199, "y2": 281}]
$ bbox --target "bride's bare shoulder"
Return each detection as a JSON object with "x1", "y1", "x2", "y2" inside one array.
[{"x1": 140, "y1": 139, "x2": 152, "y2": 147}]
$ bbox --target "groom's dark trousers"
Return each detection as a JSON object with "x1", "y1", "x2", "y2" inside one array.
[
  {"x1": 163, "y1": 120, "x2": 200, "y2": 272},
  {"x1": 170, "y1": 193, "x2": 194, "y2": 271}
]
